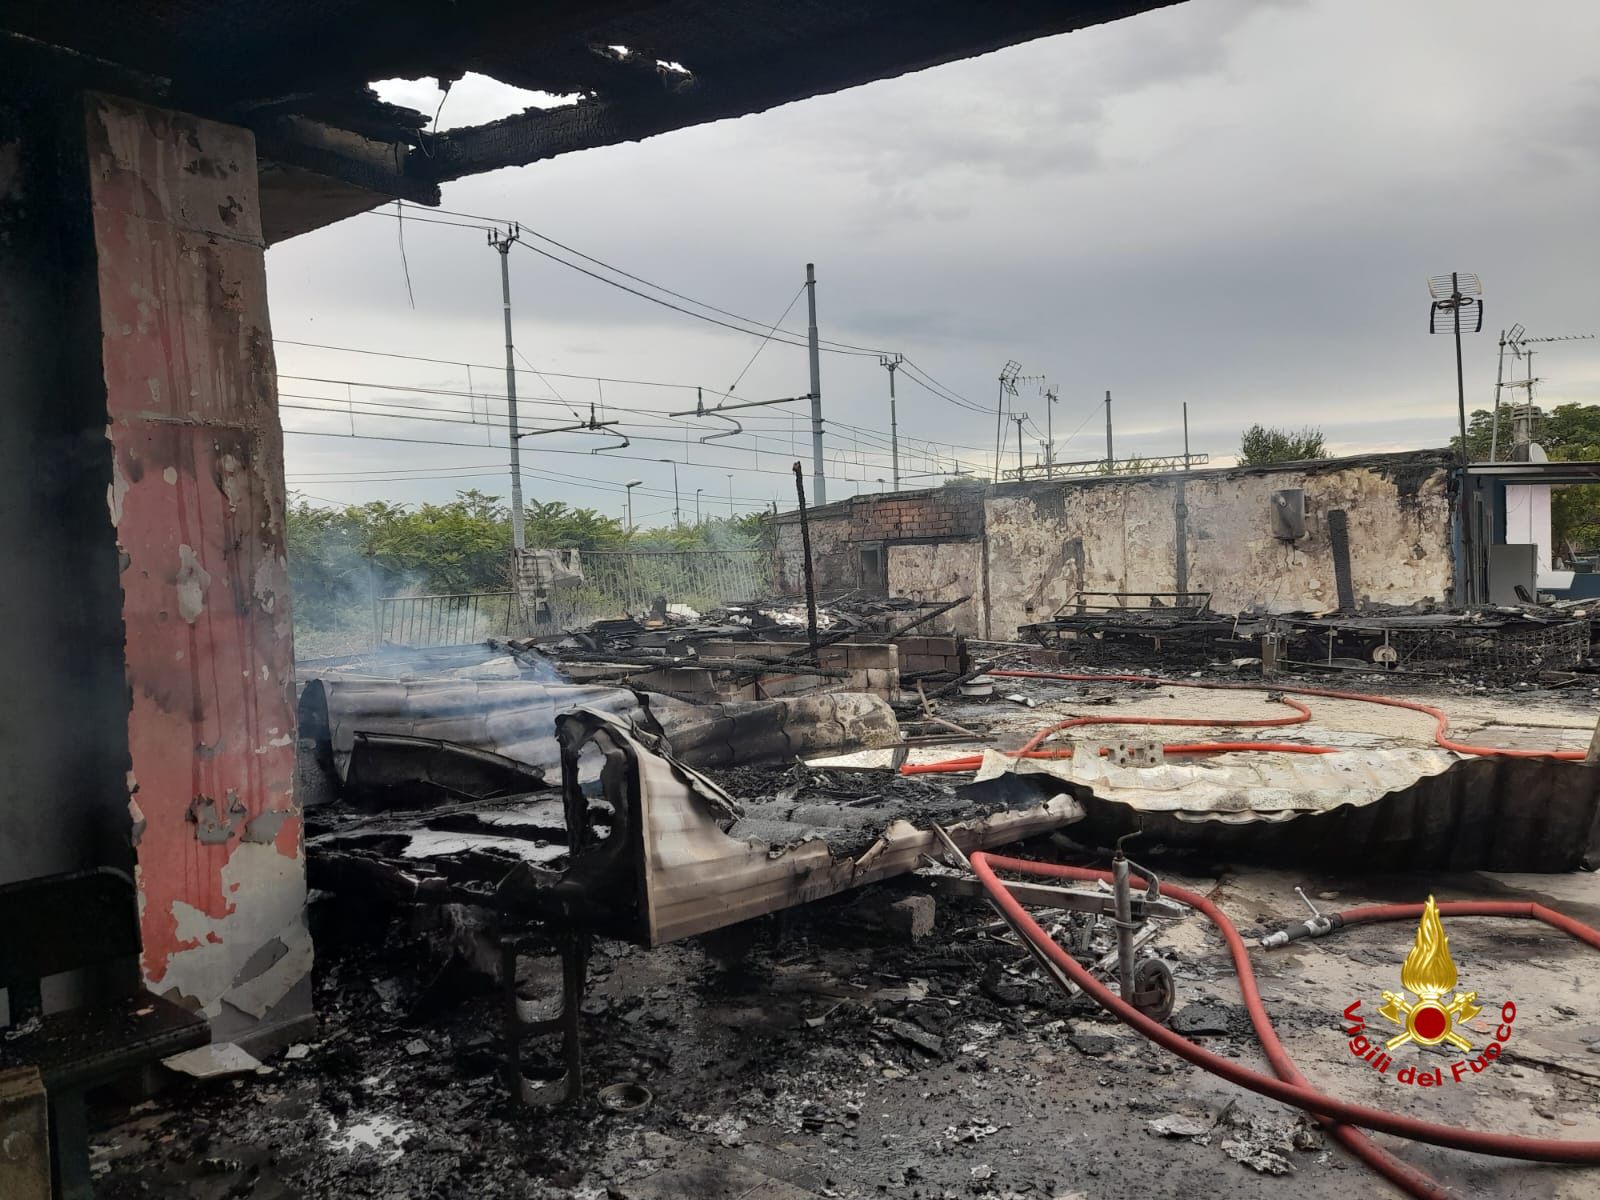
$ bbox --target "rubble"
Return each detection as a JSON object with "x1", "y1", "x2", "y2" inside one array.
[
  {"x1": 102, "y1": 595, "x2": 1594, "y2": 1198},
  {"x1": 89, "y1": 857, "x2": 1600, "y2": 1199}
]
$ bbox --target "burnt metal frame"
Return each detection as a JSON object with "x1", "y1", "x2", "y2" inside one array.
[
  {"x1": 1052, "y1": 591, "x2": 1214, "y2": 622},
  {"x1": 501, "y1": 929, "x2": 590, "y2": 1107}
]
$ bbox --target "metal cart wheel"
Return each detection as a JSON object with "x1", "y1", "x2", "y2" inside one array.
[{"x1": 1131, "y1": 956, "x2": 1175, "y2": 1023}]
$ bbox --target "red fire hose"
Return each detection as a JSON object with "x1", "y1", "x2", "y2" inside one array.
[
  {"x1": 903, "y1": 693, "x2": 1333, "y2": 775},
  {"x1": 989, "y1": 670, "x2": 1591, "y2": 761},
  {"x1": 899, "y1": 741, "x2": 1334, "y2": 775},
  {"x1": 902, "y1": 671, "x2": 1589, "y2": 775},
  {"x1": 970, "y1": 851, "x2": 1600, "y2": 1197}
]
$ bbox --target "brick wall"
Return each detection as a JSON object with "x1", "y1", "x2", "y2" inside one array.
[
  {"x1": 892, "y1": 635, "x2": 966, "y2": 676},
  {"x1": 773, "y1": 487, "x2": 985, "y2": 593},
  {"x1": 844, "y1": 489, "x2": 985, "y2": 542}
]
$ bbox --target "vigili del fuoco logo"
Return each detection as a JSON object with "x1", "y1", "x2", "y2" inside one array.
[{"x1": 1342, "y1": 896, "x2": 1517, "y2": 1087}]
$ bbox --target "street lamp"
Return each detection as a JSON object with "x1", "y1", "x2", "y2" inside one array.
[
  {"x1": 1428, "y1": 272, "x2": 1483, "y2": 461},
  {"x1": 657, "y1": 459, "x2": 681, "y2": 528},
  {"x1": 623, "y1": 479, "x2": 642, "y2": 533},
  {"x1": 694, "y1": 487, "x2": 704, "y2": 526}
]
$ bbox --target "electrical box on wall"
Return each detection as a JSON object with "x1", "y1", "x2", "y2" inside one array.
[{"x1": 1270, "y1": 489, "x2": 1306, "y2": 540}]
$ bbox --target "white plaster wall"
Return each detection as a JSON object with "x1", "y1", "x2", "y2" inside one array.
[
  {"x1": 886, "y1": 542, "x2": 984, "y2": 637},
  {"x1": 775, "y1": 518, "x2": 857, "y2": 593},
  {"x1": 1503, "y1": 483, "x2": 1553, "y2": 571},
  {"x1": 983, "y1": 464, "x2": 1453, "y2": 635}
]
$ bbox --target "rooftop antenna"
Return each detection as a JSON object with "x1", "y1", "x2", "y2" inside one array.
[
  {"x1": 1489, "y1": 323, "x2": 1525, "y2": 463},
  {"x1": 1494, "y1": 329, "x2": 1593, "y2": 460},
  {"x1": 1427, "y1": 271, "x2": 1483, "y2": 465}
]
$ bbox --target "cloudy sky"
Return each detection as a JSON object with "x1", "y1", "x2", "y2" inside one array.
[{"x1": 266, "y1": 0, "x2": 1600, "y2": 526}]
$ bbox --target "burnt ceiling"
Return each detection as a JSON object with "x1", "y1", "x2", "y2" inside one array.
[{"x1": 3, "y1": 0, "x2": 1183, "y2": 241}]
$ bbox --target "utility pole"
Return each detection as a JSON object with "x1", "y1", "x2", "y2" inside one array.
[
  {"x1": 1182, "y1": 402, "x2": 1191, "y2": 469},
  {"x1": 995, "y1": 361, "x2": 1021, "y2": 481},
  {"x1": 727, "y1": 474, "x2": 734, "y2": 517},
  {"x1": 805, "y1": 264, "x2": 826, "y2": 504},
  {"x1": 1452, "y1": 274, "x2": 1468, "y2": 461},
  {"x1": 1011, "y1": 413, "x2": 1028, "y2": 478},
  {"x1": 1044, "y1": 385, "x2": 1058, "y2": 475},
  {"x1": 879, "y1": 353, "x2": 903, "y2": 490},
  {"x1": 1104, "y1": 390, "x2": 1114, "y2": 469},
  {"x1": 657, "y1": 458, "x2": 680, "y2": 528},
  {"x1": 1490, "y1": 327, "x2": 1510, "y2": 463},
  {"x1": 695, "y1": 488, "x2": 703, "y2": 526},
  {"x1": 489, "y1": 224, "x2": 526, "y2": 549}
]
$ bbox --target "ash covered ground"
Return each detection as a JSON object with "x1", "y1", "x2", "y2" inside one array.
[{"x1": 90, "y1": 848, "x2": 1600, "y2": 1200}]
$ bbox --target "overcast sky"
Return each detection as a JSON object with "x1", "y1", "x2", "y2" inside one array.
[{"x1": 265, "y1": 0, "x2": 1600, "y2": 525}]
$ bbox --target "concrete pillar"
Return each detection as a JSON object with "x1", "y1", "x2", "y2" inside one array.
[
  {"x1": 85, "y1": 94, "x2": 310, "y2": 1048},
  {"x1": 0, "y1": 1068, "x2": 50, "y2": 1200}
]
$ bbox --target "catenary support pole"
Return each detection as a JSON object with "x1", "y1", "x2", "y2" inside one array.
[
  {"x1": 491, "y1": 226, "x2": 526, "y2": 550},
  {"x1": 1105, "y1": 390, "x2": 1114, "y2": 469},
  {"x1": 1183, "y1": 402, "x2": 1191, "y2": 469},
  {"x1": 1453, "y1": 272, "x2": 1469, "y2": 465},
  {"x1": 806, "y1": 264, "x2": 826, "y2": 504},
  {"x1": 1045, "y1": 386, "x2": 1057, "y2": 474},
  {"x1": 880, "y1": 353, "x2": 903, "y2": 489}
]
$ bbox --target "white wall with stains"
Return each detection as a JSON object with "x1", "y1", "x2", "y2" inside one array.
[{"x1": 776, "y1": 454, "x2": 1457, "y2": 640}]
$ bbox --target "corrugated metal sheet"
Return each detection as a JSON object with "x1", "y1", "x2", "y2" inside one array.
[
  {"x1": 998, "y1": 752, "x2": 1600, "y2": 873},
  {"x1": 299, "y1": 679, "x2": 648, "y2": 781}
]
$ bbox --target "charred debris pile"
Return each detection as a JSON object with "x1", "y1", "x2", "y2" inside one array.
[{"x1": 1022, "y1": 590, "x2": 1597, "y2": 685}]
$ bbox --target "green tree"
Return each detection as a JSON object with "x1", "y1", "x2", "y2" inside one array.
[
  {"x1": 1452, "y1": 402, "x2": 1600, "y2": 463},
  {"x1": 523, "y1": 500, "x2": 626, "y2": 550},
  {"x1": 1237, "y1": 425, "x2": 1328, "y2": 465}
]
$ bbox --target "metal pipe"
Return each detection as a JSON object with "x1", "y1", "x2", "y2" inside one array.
[{"x1": 1113, "y1": 851, "x2": 1135, "y2": 1003}]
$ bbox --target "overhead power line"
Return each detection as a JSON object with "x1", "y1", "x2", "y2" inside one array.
[
  {"x1": 409, "y1": 202, "x2": 892, "y2": 357},
  {"x1": 280, "y1": 425, "x2": 899, "y2": 487}
]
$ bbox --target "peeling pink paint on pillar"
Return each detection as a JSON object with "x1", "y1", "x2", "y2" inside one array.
[{"x1": 85, "y1": 95, "x2": 311, "y2": 1044}]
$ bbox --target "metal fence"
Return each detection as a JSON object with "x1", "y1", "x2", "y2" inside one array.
[
  {"x1": 377, "y1": 591, "x2": 516, "y2": 647},
  {"x1": 374, "y1": 549, "x2": 774, "y2": 646},
  {"x1": 541, "y1": 548, "x2": 774, "y2": 629}
]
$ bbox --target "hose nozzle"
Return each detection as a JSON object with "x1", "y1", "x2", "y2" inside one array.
[{"x1": 1260, "y1": 887, "x2": 1343, "y2": 948}]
